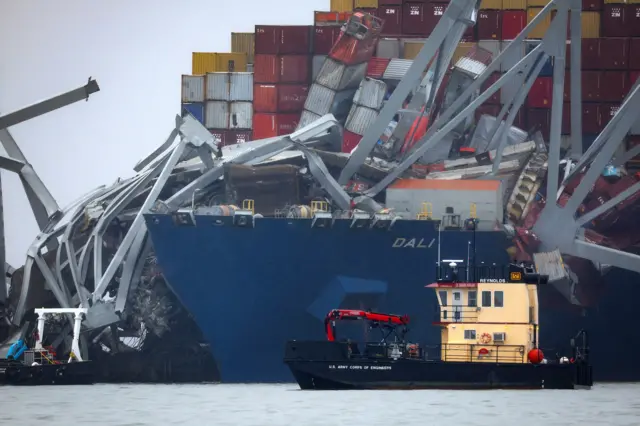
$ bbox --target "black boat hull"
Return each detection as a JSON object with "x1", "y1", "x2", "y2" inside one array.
[
  {"x1": 1, "y1": 360, "x2": 94, "y2": 386},
  {"x1": 284, "y1": 342, "x2": 593, "y2": 390},
  {"x1": 286, "y1": 360, "x2": 589, "y2": 390}
]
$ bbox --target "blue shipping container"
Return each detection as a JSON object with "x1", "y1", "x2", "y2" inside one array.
[
  {"x1": 181, "y1": 102, "x2": 205, "y2": 125},
  {"x1": 525, "y1": 40, "x2": 553, "y2": 77}
]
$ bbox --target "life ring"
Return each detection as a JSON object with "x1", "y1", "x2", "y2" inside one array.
[{"x1": 479, "y1": 333, "x2": 492, "y2": 344}]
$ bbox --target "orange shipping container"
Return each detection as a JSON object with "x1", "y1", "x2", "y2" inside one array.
[
  {"x1": 526, "y1": 7, "x2": 551, "y2": 39},
  {"x1": 331, "y1": 0, "x2": 354, "y2": 12}
]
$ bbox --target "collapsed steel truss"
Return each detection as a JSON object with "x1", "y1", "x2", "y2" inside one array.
[{"x1": 3, "y1": 0, "x2": 640, "y2": 354}]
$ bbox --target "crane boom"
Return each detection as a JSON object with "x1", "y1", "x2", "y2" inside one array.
[{"x1": 324, "y1": 309, "x2": 409, "y2": 342}]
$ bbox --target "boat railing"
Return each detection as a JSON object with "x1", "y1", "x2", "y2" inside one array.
[
  {"x1": 439, "y1": 344, "x2": 526, "y2": 363},
  {"x1": 435, "y1": 304, "x2": 480, "y2": 323}
]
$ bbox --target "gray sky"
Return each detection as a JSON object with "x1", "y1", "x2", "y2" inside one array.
[{"x1": 0, "y1": 0, "x2": 326, "y2": 267}]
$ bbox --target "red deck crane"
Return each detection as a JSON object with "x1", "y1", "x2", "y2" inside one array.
[{"x1": 324, "y1": 309, "x2": 410, "y2": 342}]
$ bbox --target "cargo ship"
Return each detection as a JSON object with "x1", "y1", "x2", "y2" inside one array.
[
  {"x1": 151, "y1": 0, "x2": 640, "y2": 384},
  {"x1": 7, "y1": 0, "x2": 640, "y2": 386}
]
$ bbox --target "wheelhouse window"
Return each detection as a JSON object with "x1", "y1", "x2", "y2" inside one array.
[
  {"x1": 468, "y1": 291, "x2": 477, "y2": 307},
  {"x1": 481, "y1": 291, "x2": 492, "y2": 307},
  {"x1": 464, "y1": 330, "x2": 476, "y2": 340},
  {"x1": 494, "y1": 291, "x2": 504, "y2": 307},
  {"x1": 438, "y1": 290, "x2": 448, "y2": 306}
]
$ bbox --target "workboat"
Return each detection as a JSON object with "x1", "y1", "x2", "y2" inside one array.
[
  {"x1": 1, "y1": 308, "x2": 94, "y2": 386},
  {"x1": 284, "y1": 263, "x2": 593, "y2": 390}
]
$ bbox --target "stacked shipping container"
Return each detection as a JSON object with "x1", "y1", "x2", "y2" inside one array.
[
  {"x1": 178, "y1": 0, "x2": 640, "y2": 167},
  {"x1": 365, "y1": 0, "x2": 640, "y2": 170},
  {"x1": 253, "y1": 25, "x2": 314, "y2": 139}
]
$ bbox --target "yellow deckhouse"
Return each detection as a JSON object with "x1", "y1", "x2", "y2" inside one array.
[{"x1": 427, "y1": 264, "x2": 542, "y2": 364}]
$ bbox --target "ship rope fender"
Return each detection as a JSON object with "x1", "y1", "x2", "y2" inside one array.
[{"x1": 479, "y1": 332, "x2": 492, "y2": 344}]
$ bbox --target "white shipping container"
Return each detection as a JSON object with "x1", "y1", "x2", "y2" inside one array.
[
  {"x1": 230, "y1": 73, "x2": 253, "y2": 101},
  {"x1": 182, "y1": 75, "x2": 205, "y2": 103},
  {"x1": 304, "y1": 84, "x2": 356, "y2": 117},
  {"x1": 315, "y1": 58, "x2": 367, "y2": 91},
  {"x1": 312, "y1": 55, "x2": 327, "y2": 81},
  {"x1": 297, "y1": 110, "x2": 322, "y2": 129},
  {"x1": 206, "y1": 73, "x2": 230, "y2": 101},
  {"x1": 345, "y1": 105, "x2": 379, "y2": 136},
  {"x1": 500, "y1": 40, "x2": 525, "y2": 73},
  {"x1": 377, "y1": 38, "x2": 401, "y2": 58},
  {"x1": 353, "y1": 78, "x2": 386, "y2": 110},
  {"x1": 205, "y1": 101, "x2": 229, "y2": 129},
  {"x1": 382, "y1": 59, "x2": 413, "y2": 80},
  {"x1": 229, "y1": 102, "x2": 253, "y2": 129}
]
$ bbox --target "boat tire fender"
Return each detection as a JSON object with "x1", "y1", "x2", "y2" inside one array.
[{"x1": 479, "y1": 333, "x2": 492, "y2": 344}]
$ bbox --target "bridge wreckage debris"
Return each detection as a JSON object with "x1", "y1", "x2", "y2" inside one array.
[{"x1": 1, "y1": 0, "x2": 640, "y2": 372}]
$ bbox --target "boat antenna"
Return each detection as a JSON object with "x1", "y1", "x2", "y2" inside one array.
[
  {"x1": 466, "y1": 241, "x2": 471, "y2": 281},
  {"x1": 437, "y1": 219, "x2": 442, "y2": 279}
]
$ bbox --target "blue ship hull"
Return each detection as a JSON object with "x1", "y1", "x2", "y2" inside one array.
[{"x1": 144, "y1": 213, "x2": 640, "y2": 382}]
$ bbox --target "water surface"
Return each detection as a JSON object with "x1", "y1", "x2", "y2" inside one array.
[{"x1": 1, "y1": 383, "x2": 638, "y2": 425}]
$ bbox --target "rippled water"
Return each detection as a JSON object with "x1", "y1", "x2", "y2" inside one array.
[{"x1": 1, "y1": 383, "x2": 639, "y2": 425}]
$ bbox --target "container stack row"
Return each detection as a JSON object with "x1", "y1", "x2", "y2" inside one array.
[
  {"x1": 252, "y1": 25, "x2": 315, "y2": 140},
  {"x1": 180, "y1": 36, "x2": 256, "y2": 146},
  {"x1": 360, "y1": 0, "x2": 640, "y2": 170}
]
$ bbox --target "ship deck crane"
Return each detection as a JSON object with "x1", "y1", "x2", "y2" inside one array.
[
  {"x1": 324, "y1": 309, "x2": 410, "y2": 342},
  {"x1": 7, "y1": 0, "x2": 640, "y2": 357}
]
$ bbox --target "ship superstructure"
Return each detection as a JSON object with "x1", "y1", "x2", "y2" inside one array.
[{"x1": 2, "y1": 0, "x2": 640, "y2": 383}]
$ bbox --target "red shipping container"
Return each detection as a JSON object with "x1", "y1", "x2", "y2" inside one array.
[
  {"x1": 583, "y1": 104, "x2": 601, "y2": 134},
  {"x1": 254, "y1": 54, "x2": 279, "y2": 83},
  {"x1": 330, "y1": 33, "x2": 378, "y2": 65},
  {"x1": 630, "y1": 39, "x2": 640, "y2": 70},
  {"x1": 253, "y1": 113, "x2": 301, "y2": 139},
  {"x1": 627, "y1": 5, "x2": 640, "y2": 37},
  {"x1": 227, "y1": 130, "x2": 252, "y2": 146},
  {"x1": 630, "y1": 70, "x2": 640, "y2": 85},
  {"x1": 527, "y1": 77, "x2": 553, "y2": 109},
  {"x1": 598, "y1": 38, "x2": 629, "y2": 70},
  {"x1": 314, "y1": 26, "x2": 342, "y2": 55},
  {"x1": 599, "y1": 103, "x2": 620, "y2": 129},
  {"x1": 600, "y1": 71, "x2": 629, "y2": 102},
  {"x1": 276, "y1": 114, "x2": 300, "y2": 135},
  {"x1": 501, "y1": 11, "x2": 526, "y2": 40},
  {"x1": 255, "y1": 26, "x2": 280, "y2": 55},
  {"x1": 209, "y1": 129, "x2": 227, "y2": 147},
  {"x1": 477, "y1": 10, "x2": 502, "y2": 40},
  {"x1": 601, "y1": 5, "x2": 629, "y2": 38},
  {"x1": 254, "y1": 55, "x2": 311, "y2": 84},
  {"x1": 526, "y1": 108, "x2": 551, "y2": 140},
  {"x1": 581, "y1": 38, "x2": 601, "y2": 70},
  {"x1": 253, "y1": 84, "x2": 278, "y2": 112},
  {"x1": 582, "y1": 71, "x2": 602, "y2": 102},
  {"x1": 279, "y1": 55, "x2": 311, "y2": 83},
  {"x1": 378, "y1": 6, "x2": 402, "y2": 35},
  {"x1": 367, "y1": 57, "x2": 391, "y2": 79},
  {"x1": 424, "y1": 3, "x2": 448, "y2": 36},
  {"x1": 343, "y1": 130, "x2": 362, "y2": 153},
  {"x1": 561, "y1": 103, "x2": 593, "y2": 135},
  {"x1": 277, "y1": 84, "x2": 309, "y2": 112},
  {"x1": 280, "y1": 26, "x2": 313, "y2": 54},
  {"x1": 582, "y1": 0, "x2": 603, "y2": 11},
  {"x1": 254, "y1": 84, "x2": 309, "y2": 112},
  {"x1": 402, "y1": 3, "x2": 428, "y2": 36},
  {"x1": 481, "y1": 72, "x2": 501, "y2": 105},
  {"x1": 474, "y1": 104, "x2": 500, "y2": 122}
]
